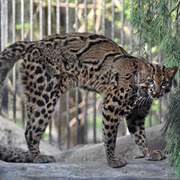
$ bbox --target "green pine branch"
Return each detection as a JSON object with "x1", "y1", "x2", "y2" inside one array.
[
  {"x1": 130, "y1": 0, "x2": 180, "y2": 67},
  {"x1": 162, "y1": 85, "x2": 180, "y2": 179}
]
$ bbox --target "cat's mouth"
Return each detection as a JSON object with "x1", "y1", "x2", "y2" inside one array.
[
  {"x1": 151, "y1": 92, "x2": 163, "y2": 99},
  {"x1": 149, "y1": 88, "x2": 164, "y2": 99}
]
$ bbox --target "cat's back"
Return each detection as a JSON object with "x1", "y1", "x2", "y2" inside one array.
[{"x1": 39, "y1": 33, "x2": 128, "y2": 63}]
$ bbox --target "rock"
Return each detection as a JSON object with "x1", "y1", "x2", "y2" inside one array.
[
  {"x1": 55, "y1": 124, "x2": 167, "y2": 163},
  {"x1": 0, "y1": 159, "x2": 175, "y2": 180},
  {"x1": 0, "y1": 116, "x2": 174, "y2": 179},
  {"x1": 0, "y1": 115, "x2": 166, "y2": 163}
]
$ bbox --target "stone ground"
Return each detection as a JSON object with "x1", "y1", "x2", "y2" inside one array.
[
  {"x1": 0, "y1": 116, "x2": 175, "y2": 180},
  {"x1": 0, "y1": 159, "x2": 174, "y2": 180}
]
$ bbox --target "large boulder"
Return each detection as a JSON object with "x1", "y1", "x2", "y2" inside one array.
[
  {"x1": 55, "y1": 124, "x2": 166, "y2": 163},
  {"x1": 0, "y1": 116, "x2": 174, "y2": 179},
  {"x1": 0, "y1": 159, "x2": 175, "y2": 180},
  {"x1": 0, "y1": 115, "x2": 166, "y2": 162}
]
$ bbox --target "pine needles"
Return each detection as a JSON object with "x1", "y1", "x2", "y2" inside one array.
[
  {"x1": 130, "y1": 0, "x2": 180, "y2": 67},
  {"x1": 162, "y1": 85, "x2": 180, "y2": 179}
]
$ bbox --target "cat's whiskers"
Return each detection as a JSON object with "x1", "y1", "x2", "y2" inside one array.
[{"x1": 138, "y1": 97, "x2": 148, "y2": 114}]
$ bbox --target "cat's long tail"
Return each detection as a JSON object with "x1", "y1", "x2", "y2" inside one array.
[
  {"x1": 0, "y1": 144, "x2": 33, "y2": 162},
  {"x1": 0, "y1": 41, "x2": 34, "y2": 111}
]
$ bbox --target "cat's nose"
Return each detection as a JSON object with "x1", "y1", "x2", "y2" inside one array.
[
  {"x1": 154, "y1": 85, "x2": 161, "y2": 94},
  {"x1": 155, "y1": 90, "x2": 160, "y2": 94}
]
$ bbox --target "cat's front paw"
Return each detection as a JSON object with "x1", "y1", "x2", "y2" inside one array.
[
  {"x1": 33, "y1": 154, "x2": 56, "y2": 163},
  {"x1": 107, "y1": 155, "x2": 127, "y2": 168},
  {"x1": 145, "y1": 150, "x2": 166, "y2": 161}
]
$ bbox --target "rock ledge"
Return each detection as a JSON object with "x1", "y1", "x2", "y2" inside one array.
[{"x1": 0, "y1": 158, "x2": 174, "y2": 180}]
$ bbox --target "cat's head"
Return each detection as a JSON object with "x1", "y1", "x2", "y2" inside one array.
[{"x1": 138, "y1": 61, "x2": 178, "y2": 99}]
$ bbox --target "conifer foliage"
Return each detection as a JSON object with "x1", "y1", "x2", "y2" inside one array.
[
  {"x1": 131, "y1": 0, "x2": 179, "y2": 66},
  {"x1": 163, "y1": 85, "x2": 180, "y2": 179}
]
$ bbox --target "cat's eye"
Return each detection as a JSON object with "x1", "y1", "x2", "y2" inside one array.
[
  {"x1": 148, "y1": 79, "x2": 154, "y2": 83},
  {"x1": 163, "y1": 81, "x2": 168, "y2": 85}
]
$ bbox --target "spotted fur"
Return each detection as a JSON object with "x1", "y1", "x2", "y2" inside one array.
[{"x1": 0, "y1": 33, "x2": 178, "y2": 167}]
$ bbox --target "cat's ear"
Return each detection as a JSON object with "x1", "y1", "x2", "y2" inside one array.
[
  {"x1": 138, "y1": 61, "x2": 151, "y2": 79},
  {"x1": 166, "y1": 66, "x2": 178, "y2": 80}
]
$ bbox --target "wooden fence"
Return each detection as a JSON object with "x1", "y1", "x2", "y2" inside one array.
[{"x1": 0, "y1": 0, "x2": 175, "y2": 149}]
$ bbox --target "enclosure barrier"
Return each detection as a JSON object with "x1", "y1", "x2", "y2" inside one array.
[{"x1": 0, "y1": 0, "x2": 177, "y2": 150}]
